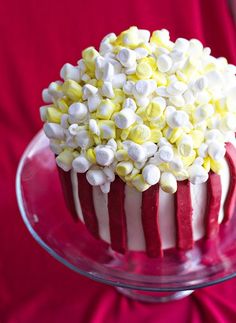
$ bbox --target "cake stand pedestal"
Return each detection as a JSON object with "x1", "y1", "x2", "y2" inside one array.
[{"x1": 16, "y1": 131, "x2": 236, "y2": 303}]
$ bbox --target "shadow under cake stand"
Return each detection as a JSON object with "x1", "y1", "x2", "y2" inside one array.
[{"x1": 16, "y1": 130, "x2": 236, "y2": 302}]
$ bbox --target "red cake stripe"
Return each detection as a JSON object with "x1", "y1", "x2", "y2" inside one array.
[
  {"x1": 205, "y1": 172, "x2": 222, "y2": 238},
  {"x1": 77, "y1": 173, "x2": 99, "y2": 238},
  {"x1": 175, "y1": 180, "x2": 193, "y2": 250},
  {"x1": 108, "y1": 177, "x2": 127, "y2": 253},
  {"x1": 141, "y1": 184, "x2": 162, "y2": 257},
  {"x1": 223, "y1": 142, "x2": 236, "y2": 223},
  {"x1": 57, "y1": 167, "x2": 78, "y2": 222}
]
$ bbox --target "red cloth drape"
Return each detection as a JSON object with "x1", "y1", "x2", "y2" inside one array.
[{"x1": 0, "y1": 0, "x2": 235, "y2": 322}]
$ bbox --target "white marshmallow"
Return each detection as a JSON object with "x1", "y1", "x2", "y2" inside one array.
[
  {"x1": 123, "y1": 81, "x2": 135, "y2": 95},
  {"x1": 117, "y1": 48, "x2": 136, "y2": 68},
  {"x1": 95, "y1": 147, "x2": 114, "y2": 166},
  {"x1": 87, "y1": 94, "x2": 102, "y2": 112},
  {"x1": 86, "y1": 169, "x2": 107, "y2": 186},
  {"x1": 167, "y1": 81, "x2": 187, "y2": 96},
  {"x1": 178, "y1": 136, "x2": 193, "y2": 157},
  {"x1": 134, "y1": 47, "x2": 149, "y2": 59},
  {"x1": 44, "y1": 123, "x2": 65, "y2": 140},
  {"x1": 133, "y1": 80, "x2": 152, "y2": 97},
  {"x1": 72, "y1": 155, "x2": 91, "y2": 173},
  {"x1": 89, "y1": 119, "x2": 100, "y2": 136},
  {"x1": 206, "y1": 70, "x2": 223, "y2": 89},
  {"x1": 169, "y1": 156, "x2": 183, "y2": 172},
  {"x1": 167, "y1": 110, "x2": 189, "y2": 128},
  {"x1": 194, "y1": 157, "x2": 204, "y2": 165},
  {"x1": 157, "y1": 54, "x2": 172, "y2": 72},
  {"x1": 193, "y1": 77, "x2": 207, "y2": 92},
  {"x1": 102, "y1": 81, "x2": 115, "y2": 98},
  {"x1": 125, "y1": 63, "x2": 137, "y2": 75},
  {"x1": 68, "y1": 124, "x2": 80, "y2": 135},
  {"x1": 198, "y1": 143, "x2": 208, "y2": 158},
  {"x1": 60, "y1": 63, "x2": 81, "y2": 82},
  {"x1": 174, "y1": 38, "x2": 189, "y2": 52},
  {"x1": 112, "y1": 73, "x2": 126, "y2": 88},
  {"x1": 103, "y1": 62, "x2": 115, "y2": 81},
  {"x1": 205, "y1": 129, "x2": 224, "y2": 142},
  {"x1": 136, "y1": 97, "x2": 150, "y2": 108},
  {"x1": 39, "y1": 106, "x2": 47, "y2": 122},
  {"x1": 68, "y1": 102, "x2": 88, "y2": 123},
  {"x1": 188, "y1": 164, "x2": 208, "y2": 184},
  {"x1": 48, "y1": 81, "x2": 63, "y2": 99},
  {"x1": 158, "y1": 145, "x2": 174, "y2": 162},
  {"x1": 100, "y1": 182, "x2": 111, "y2": 193},
  {"x1": 142, "y1": 142, "x2": 158, "y2": 157},
  {"x1": 42, "y1": 89, "x2": 52, "y2": 103},
  {"x1": 107, "y1": 138, "x2": 117, "y2": 151},
  {"x1": 82, "y1": 84, "x2": 98, "y2": 99},
  {"x1": 103, "y1": 166, "x2": 115, "y2": 182},
  {"x1": 142, "y1": 164, "x2": 160, "y2": 185},
  {"x1": 49, "y1": 139, "x2": 63, "y2": 155},
  {"x1": 122, "y1": 98, "x2": 137, "y2": 111},
  {"x1": 208, "y1": 141, "x2": 226, "y2": 161},
  {"x1": 128, "y1": 143, "x2": 146, "y2": 162},
  {"x1": 114, "y1": 109, "x2": 136, "y2": 129},
  {"x1": 75, "y1": 130, "x2": 92, "y2": 149},
  {"x1": 155, "y1": 86, "x2": 168, "y2": 97},
  {"x1": 60, "y1": 114, "x2": 69, "y2": 129}
]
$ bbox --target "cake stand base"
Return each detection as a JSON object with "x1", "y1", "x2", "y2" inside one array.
[{"x1": 116, "y1": 287, "x2": 193, "y2": 303}]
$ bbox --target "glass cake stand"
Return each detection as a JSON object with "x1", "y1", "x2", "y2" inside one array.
[{"x1": 16, "y1": 130, "x2": 236, "y2": 303}]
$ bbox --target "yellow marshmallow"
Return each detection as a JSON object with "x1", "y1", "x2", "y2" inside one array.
[
  {"x1": 129, "y1": 124, "x2": 151, "y2": 144},
  {"x1": 96, "y1": 99, "x2": 115, "y2": 120},
  {"x1": 57, "y1": 98, "x2": 69, "y2": 112},
  {"x1": 150, "y1": 129, "x2": 162, "y2": 143},
  {"x1": 46, "y1": 107, "x2": 63, "y2": 123},
  {"x1": 169, "y1": 128, "x2": 184, "y2": 144},
  {"x1": 116, "y1": 161, "x2": 133, "y2": 176},
  {"x1": 115, "y1": 149, "x2": 129, "y2": 161},
  {"x1": 203, "y1": 157, "x2": 211, "y2": 172},
  {"x1": 82, "y1": 47, "x2": 99, "y2": 72},
  {"x1": 125, "y1": 168, "x2": 139, "y2": 181},
  {"x1": 160, "y1": 172, "x2": 177, "y2": 194},
  {"x1": 111, "y1": 89, "x2": 125, "y2": 106},
  {"x1": 62, "y1": 80, "x2": 82, "y2": 101},
  {"x1": 86, "y1": 148, "x2": 96, "y2": 163},
  {"x1": 146, "y1": 101, "x2": 165, "y2": 120},
  {"x1": 152, "y1": 71, "x2": 168, "y2": 86},
  {"x1": 120, "y1": 128, "x2": 131, "y2": 140},
  {"x1": 132, "y1": 174, "x2": 150, "y2": 192},
  {"x1": 159, "y1": 162, "x2": 170, "y2": 172},
  {"x1": 149, "y1": 115, "x2": 166, "y2": 129},
  {"x1": 181, "y1": 150, "x2": 196, "y2": 167},
  {"x1": 210, "y1": 158, "x2": 223, "y2": 174},
  {"x1": 136, "y1": 61, "x2": 153, "y2": 79},
  {"x1": 56, "y1": 149, "x2": 74, "y2": 171},
  {"x1": 190, "y1": 130, "x2": 204, "y2": 148},
  {"x1": 93, "y1": 135, "x2": 102, "y2": 145}
]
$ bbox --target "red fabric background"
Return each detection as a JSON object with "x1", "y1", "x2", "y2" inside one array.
[{"x1": 0, "y1": 0, "x2": 236, "y2": 322}]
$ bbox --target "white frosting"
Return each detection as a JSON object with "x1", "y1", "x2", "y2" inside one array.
[
  {"x1": 124, "y1": 185, "x2": 146, "y2": 250},
  {"x1": 70, "y1": 170, "x2": 84, "y2": 222},
  {"x1": 158, "y1": 188, "x2": 176, "y2": 249},
  {"x1": 92, "y1": 186, "x2": 110, "y2": 242}
]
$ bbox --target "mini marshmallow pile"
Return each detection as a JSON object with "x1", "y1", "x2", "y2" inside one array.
[{"x1": 40, "y1": 26, "x2": 236, "y2": 194}]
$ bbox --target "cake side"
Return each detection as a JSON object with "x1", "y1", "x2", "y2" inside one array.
[{"x1": 58, "y1": 140, "x2": 235, "y2": 257}]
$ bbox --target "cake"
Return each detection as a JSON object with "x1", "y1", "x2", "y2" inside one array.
[{"x1": 40, "y1": 27, "x2": 236, "y2": 257}]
